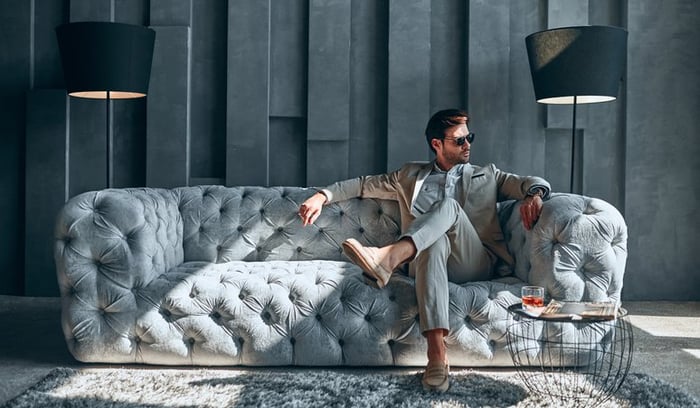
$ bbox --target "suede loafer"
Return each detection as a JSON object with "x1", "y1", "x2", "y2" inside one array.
[
  {"x1": 341, "y1": 238, "x2": 392, "y2": 288},
  {"x1": 422, "y1": 360, "x2": 449, "y2": 392}
]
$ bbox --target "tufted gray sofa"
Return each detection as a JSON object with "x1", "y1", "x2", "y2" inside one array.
[{"x1": 54, "y1": 186, "x2": 627, "y2": 366}]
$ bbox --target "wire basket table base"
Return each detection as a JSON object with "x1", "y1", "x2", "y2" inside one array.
[{"x1": 506, "y1": 305, "x2": 634, "y2": 407}]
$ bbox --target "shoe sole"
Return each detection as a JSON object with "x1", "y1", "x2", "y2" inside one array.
[{"x1": 341, "y1": 239, "x2": 390, "y2": 288}]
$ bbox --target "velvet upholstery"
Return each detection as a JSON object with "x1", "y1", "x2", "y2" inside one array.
[{"x1": 54, "y1": 186, "x2": 627, "y2": 366}]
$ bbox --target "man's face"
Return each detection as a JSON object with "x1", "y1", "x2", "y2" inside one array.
[{"x1": 433, "y1": 124, "x2": 471, "y2": 170}]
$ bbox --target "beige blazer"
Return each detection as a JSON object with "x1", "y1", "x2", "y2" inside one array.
[{"x1": 321, "y1": 161, "x2": 550, "y2": 267}]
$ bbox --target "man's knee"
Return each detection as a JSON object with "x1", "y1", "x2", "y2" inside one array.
[{"x1": 415, "y1": 235, "x2": 450, "y2": 263}]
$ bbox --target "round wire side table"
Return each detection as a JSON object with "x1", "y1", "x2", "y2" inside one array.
[{"x1": 506, "y1": 303, "x2": 634, "y2": 407}]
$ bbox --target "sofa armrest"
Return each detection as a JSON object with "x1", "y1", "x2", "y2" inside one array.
[
  {"x1": 502, "y1": 193, "x2": 628, "y2": 303},
  {"x1": 54, "y1": 188, "x2": 183, "y2": 361}
]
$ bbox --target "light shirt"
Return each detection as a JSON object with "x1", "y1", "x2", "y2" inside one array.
[{"x1": 412, "y1": 163, "x2": 465, "y2": 215}]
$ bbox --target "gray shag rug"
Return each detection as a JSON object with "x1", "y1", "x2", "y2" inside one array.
[{"x1": 2, "y1": 367, "x2": 698, "y2": 408}]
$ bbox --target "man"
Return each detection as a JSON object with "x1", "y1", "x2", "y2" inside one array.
[{"x1": 298, "y1": 109, "x2": 550, "y2": 392}]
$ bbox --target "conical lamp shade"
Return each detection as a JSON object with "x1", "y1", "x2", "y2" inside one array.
[
  {"x1": 56, "y1": 22, "x2": 155, "y2": 99},
  {"x1": 525, "y1": 25, "x2": 627, "y2": 105}
]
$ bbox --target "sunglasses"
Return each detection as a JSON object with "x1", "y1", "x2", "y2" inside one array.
[{"x1": 443, "y1": 133, "x2": 475, "y2": 146}]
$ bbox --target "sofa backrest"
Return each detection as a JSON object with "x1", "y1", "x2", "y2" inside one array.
[{"x1": 172, "y1": 186, "x2": 402, "y2": 263}]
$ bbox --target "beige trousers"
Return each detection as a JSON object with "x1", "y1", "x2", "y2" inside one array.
[{"x1": 401, "y1": 198, "x2": 493, "y2": 333}]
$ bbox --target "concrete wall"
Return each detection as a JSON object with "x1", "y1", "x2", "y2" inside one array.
[{"x1": 0, "y1": 0, "x2": 697, "y2": 300}]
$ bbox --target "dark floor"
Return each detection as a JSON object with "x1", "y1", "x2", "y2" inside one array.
[{"x1": 1, "y1": 296, "x2": 698, "y2": 405}]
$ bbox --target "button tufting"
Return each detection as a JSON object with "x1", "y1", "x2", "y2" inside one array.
[
  {"x1": 388, "y1": 339, "x2": 395, "y2": 346},
  {"x1": 338, "y1": 339, "x2": 345, "y2": 346},
  {"x1": 315, "y1": 314, "x2": 323, "y2": 321},
  {"x1": 359, "y1": 227, "x2": 365, "y2": 233},
  {"x1": 237, "y1": 226, "x2": 243, "y2": 232},
  {"x1": 364, "y1": 315, "x2": 372, "y2": 322},
  {"x1": 277, "y1": 227, "x2": 284, "y2": 233},
  {"x1": 296, "y1": 247, "x2": 303, "y2": 253},
  {"x1": 289, "y1": 337, "x2": 296, "y2": 345},
  {"x1": 259, "y1": 208, "x2": 265, "y2": 214},
  {"x1": 216, "y1": 245, "x2": 222, "y2": 251},
  {"x1": 238, "y1": 293, "x2": 245, "y2": 300},
  {"x1": 339, "y1": 210, "x2": 344, "y2": 216},
  {"x1": 318, "y1": 228, "x2": 324, "y2": 233},
  {"x1": 211, "y1": 311, "x2": 221, "y2": 319},
  {"x1": 188, "y1": 337, "x2": 196, "y2": 345}
]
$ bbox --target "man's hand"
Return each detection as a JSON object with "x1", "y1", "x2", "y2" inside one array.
[
  {"x1": 520, "y1": 194, "x2": 543, "y2": 230},
  {"x1": 299, "y1": 192, "x2": 327, "y2": 226}
]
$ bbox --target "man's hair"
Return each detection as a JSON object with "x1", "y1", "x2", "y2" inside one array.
[{"x1": 425, "y1": 109, "x2": 469, "y2": 152}]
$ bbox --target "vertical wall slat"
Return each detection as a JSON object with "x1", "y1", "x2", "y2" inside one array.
[
  {"x1": 150, "y1": 0, "x2": 192, "y2": 26},
  {"x1": 387, "y1": 0, "x2": 431, "y2": 171},
  {"x1": 227, "y1": 0, "x2": 271, "y2": 186},
  {"x1": 270, "y1": 0, "x2": 308, "y2": 118},
  {"x1": 69, "y1": 0, "x2": 111, "y2": 22},
  {"x1": 624, "y1": 0, "x2": 700, "y2": 300},
  {"x1": 0, "y1": 0, "x2": 31, "y2": 295},
  {"x1": 430, "y1": 0, "x2": 467, "y2": 112},
  {"x1": 147, "y1": 26, "x2": 191, "y2": 188},
  {"x1": 191, "y1": 0, "x2": 228, "y2": 181},
  {"x1": 270, "y1": 118, "x2": 307, "y2": 186},
  {"x1": 306, "y1": 0, "x2": 352, "y2": 186},
  {"x1": 25, "y1": 90, "x2": 67, "y2": 296},
  {"x1": 508, "y1": 0, "x2": 546, "y2": 177},
  {"x1": 467, "y1": 0, "x2": 511, "y2": 167},
  {"x1": 349, "y1": 0, "x2": 388, "y2": 178}
]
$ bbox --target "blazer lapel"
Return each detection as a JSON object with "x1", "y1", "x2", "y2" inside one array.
[
  {"x1": 409, "y1": 162, "x2": 434, "y2": 214},
  {"x1": 460, "y1": 164, "x2": 475, "y2": 204}
]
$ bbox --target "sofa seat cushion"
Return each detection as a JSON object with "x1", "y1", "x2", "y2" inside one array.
[{"x1": 91, "y1": 260, "x2": 519, "y2": 366}]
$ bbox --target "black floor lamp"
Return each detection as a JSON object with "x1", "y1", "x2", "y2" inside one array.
[
  {"x1": 525, "y1": 25, "x2": 627, "y2": 193},
  {"x1": 56, "y1": 22, "x2": 156, "y2": 188}
]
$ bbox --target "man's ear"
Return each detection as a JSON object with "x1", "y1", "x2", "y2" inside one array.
[{"x1": 430, "y1": 138, "x2": 442, "y2": 151}]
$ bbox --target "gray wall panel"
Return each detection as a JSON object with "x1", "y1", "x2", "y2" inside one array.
[
  {"x1": 33, "y1": 0, "x2": 66, "y2": 89},
  {"x1": 0, "y1": 0, "x2": 31, "y2": 294},
  {"x1": 25, "y1": 90, "x2": 67, "y2": 296},
  {"x1": 467, "y1": 0, "x2": 510, "y2": 167},
  {"x1": 68, "y1": 98, "x2": 107, "y2": 196},
  {"x1": 508, "y1": 0, "x2": 546, "y2": 177},
  {"x1": 147, "y1": 26, "x2": 191, "y2": 188},
  {"x1": 227, "y1": 0, "x2": 270, "y2": 186},
  {"x1": 306, "y1": 0, "x2": 352, "y2": 186},
  {"x1": 270, "y1": 118, "x2": 306, "y2": 187},
  {"x1": 430, "y1": 0, "x2": 466, "y2": 113},
  {"x1": 70, "y1": 0, "x2": 111, "y2": 21},
  {"x1": 387, "y1": 0, "x2": 431, "y2": 171},
  {"x1": 270, "y1": 0, "x2": 308, "y2": 118},
  {"x1": 349, "y1": 0, "x2": 388, "y2": 178},
  {"x1": 151, "y1": 0, "x2": 192, "y2": 26},
  {"x1": 191, "y1": 0, "x2": 227, "y2": 180},
  {"x1": 307, "y1": 0, "x2": 351, "y2": 143},
  {"x1": 114, "y1": 99, "x2": 147, "y2": 188},
  {"x1": 625, "y1": 0, "x2": 700, "y2": 300}
]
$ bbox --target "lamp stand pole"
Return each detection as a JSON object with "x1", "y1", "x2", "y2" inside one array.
[
  {"x1": 570, "y1": 95, "x2": 577, "y2": 193},
  {"x1": 106, "y1": 91, "x2": 113, "y2": 188}
]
